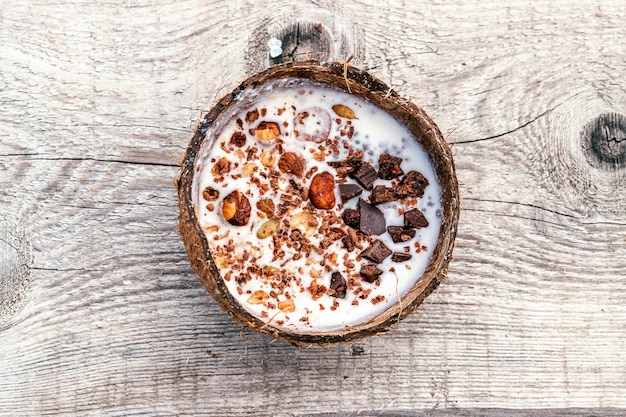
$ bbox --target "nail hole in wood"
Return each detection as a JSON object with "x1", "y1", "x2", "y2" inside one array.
[{"x1": 270, "y1": 21, "x2": 332, "y2": 66}]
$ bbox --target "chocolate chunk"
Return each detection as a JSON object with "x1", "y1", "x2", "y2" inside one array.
[
  {"x1": 329, "y1": 271, "x2": 347, "y2": 298},
  {"x1": 358, "y1": 198, "x2": 386, "y2": 235},
  {"x1": 360, "y1": 264, "x2": 384, "y2": 283},
  {"x1": 339, "y1": 183, "x2": 363, "y2": 203},
  {"x1": 404, "y1": 208, "x2": 429, "y2": 228},
  {"x1": 391, "y1": 252, "x2": 412, "y2": 262},
  {"x1": 360, "y1": 240, "x2": 392, "y2": 264},
  {"x1": 370, "y1": 185, "x2": 397, "y2": 205},
  {"x1": 378, "y1": 153, "x2": 404, "y2": 180},
  {"x1": 395, "y1": 170, "x2": 429, "y2": 199},
  {"x1": 342, "y1": 209, "x2": 361, "y2": 229},
  {"x1": 350, "y1": 162, "x2": 378, "y2": 190},
  {"x1": 387, "y1": 226, "x2": 416, "y2": 243}
]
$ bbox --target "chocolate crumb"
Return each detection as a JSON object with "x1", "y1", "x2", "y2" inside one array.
[
  {"x1": 358, "y1": 199, "x2": 386, "y2": 235},
  {"x1": 378, "y1": 153, "x2": 404, "y2": 180},
  {"x1": 360, "y1": 240, "x2": 392, "y2": 264},
  {"x1": 360, "y1": 264, "x2": 383, "y2": 283},
  {"x1": 387, "y1": 226, "x2": 416, "y2": 243},
  {"x1": 391, "y1": 252, "x2": 413, "y2": 262},
  {"x1": 370, "y1": 185, "x2": 396, "y2": 205},
  {"x1": 404, "y1": 208, "x2": 429, "y2": 228},
  {"x1": 342, "y1": 235, "x2": 355, "y2": 252},
  {"x1": 329, "y1": 271, "x2": 347, "y2": 299},
  {"x1": 350, "y1": 162, "x2": 378, "y2": 190},
  {"x1": 339, "y1": 183, "x2": 363, "y2": 203},
  {"x1": 202, "y1": 186, "x2": 220, "y2": 202}
]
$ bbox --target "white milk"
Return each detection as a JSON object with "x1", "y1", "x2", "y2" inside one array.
[{"x1": 192, "y1": 78, "x2": 442, "y2": 333}]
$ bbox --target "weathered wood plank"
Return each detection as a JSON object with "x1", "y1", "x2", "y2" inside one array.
[{"x1": 1, "y1": 0, "x2": 625, "y2": 415}]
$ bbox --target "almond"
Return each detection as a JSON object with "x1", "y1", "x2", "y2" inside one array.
[
  {"x1": 212, "y1": 157, "x2": 230, "y2": 176},
  {"x1": 332, "y1": 104, "x2": 357, "y2": 119},
  {"x1": 309, "y1": 172, "x2": 336, "y2": 210},
  {"x1": 278, "y1": 152, "x2": 306, "y2": 177},
  {"x1": 260, "y1": 149, "x2": 277, "y2": 167}
]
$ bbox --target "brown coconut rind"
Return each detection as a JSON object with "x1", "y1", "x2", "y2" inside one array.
[{"x1": 177, "y1": 61, "x2": 460, "y2": 347}]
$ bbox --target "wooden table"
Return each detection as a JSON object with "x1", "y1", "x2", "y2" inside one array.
[{"x1": 1, "y1": 0, "x2": 625, "y2": 415}]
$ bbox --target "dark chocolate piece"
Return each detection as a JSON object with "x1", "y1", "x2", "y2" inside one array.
[
  {"x1": 358, "y1": 198, "x2": 386, "y2": 235},
  {"x1": 370, "y1": 185, "x2": 396, "y2": 205},
  {"x1": 395, "y1": 170, "x2": 429, "y2": 199},
  {"x1": 387, "y1": 226, "x2": 416, "y2": 243},
  {"x1": 329, "y1": 271, "x2": 347, "y2": 298},
  {"x1": 391, "y1": 252, "x2": 412, "y2": 262},
  {"x1": 404, "y1": 208, "x2": 429, "y2": 228},
  {"x1": 339, "y1": 183, "x2": 363, "y2": 203},
  {"x1": 360, "y1": 240, "x2": 392, "y2": 264},
  {"x1": 378, "y1": 153, "x2": 404, "y2": 180},
  {"x1": 350, "y1": 162, "x2": 378, "y2": 190},
  {"x1": 360, "y1": 264, "x2": 384, "y2": 283},
  {"x1": 342, "y1": 209, "x2": 361, "y2": 230}
]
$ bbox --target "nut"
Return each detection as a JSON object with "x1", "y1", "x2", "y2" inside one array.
[
  {"x1": 309, "y1": 172, "x2": 336, "y2": 210},
  {"x1": 257, "y1": 218, "x2": 280, "y2": 239},
  {"x1": 202, "y1": 186, "x2": 220, "y2": 201},
  {"x1": 222, "y1": 190, "x2": 251, "y2": 226},
  {"x1": 242, "y1": 162, "x2": 257, "y2": 176},
  {"x1": 254, "y1": 121, "x2": 281, "y2": 143},
  {"x1": 332, "y1": 104, "x2": 357, "y2": 119},
  {"x1": 211, "y1": 157, "x2": 231, "y2": 176},
  {"x1": 290, "y1": 211, "x2": 318, "y2": 238},
  {"x1": 245, "y1": 109, "x2": 260, "y2": 124},
  {"x1": 260, "y1": 149, "x2": 277, "y2": 167},
  {"x1": 278, "y1": 298, "x2": 296, "y2": 313},
  {"x1": 247, "y1": 290, "x2": 269, "y2": 305},
  {"x1": 256, "y1": 198, "x2": 275, "y2": 217},
  {"x1": 278, "y1": 152, "x2": 306, "y2": 177},
  {"x1": 229, "y1": 131, "x2": 246, "y2": 147}
]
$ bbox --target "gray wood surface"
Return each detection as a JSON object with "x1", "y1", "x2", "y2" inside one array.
[{"x1": 1, "y1": 0, "x2": 625, "y2": 415}]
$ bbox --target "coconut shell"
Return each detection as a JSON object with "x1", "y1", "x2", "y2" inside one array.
[{"x1": 177, "y1": 61, "x2": 460, "y2": 347}]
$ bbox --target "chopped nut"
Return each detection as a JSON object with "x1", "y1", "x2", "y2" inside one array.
[
  {"x1": 257, "y1": 218, "x2": 280, "y2": 239},
  {"x1": 256, "y1": 198, "x2": 275, "y2": 217},
  {"x1": 245, "y1": 109, "x2": 259, "y2": 124},
  {"x1": 278, "y1": 298, "x2": 296, "y2": 313},
  {"x1": 213, "y1": 255, "x2": 229, "y2": 269},
  {"x1": 222, "y1": 190, "x2": 251, "y2": 226},
  {"x1": 202, "y1": 186, "x2": 220, "y2": 201},
  {"x1": 309, "y1": 172, "x2": 336, "y2": 210},
  {"x1": 211, "y1": 157, "x2": 230, "y2": 176},
  {"x1": 278, "y1": 152, "x2": 306, "y2": 177},
  {"x1": 230, "y1": 131, "x2": 247, "y2": 147},
  {"x1": 242, "y1": 163, "x2": 258, "y2": 176},
  {"x1": 254, "y1": 121, "x2": 281, "y2": 143},
  {"x1": 260, "y1": 149, "x2": 277, "y2": 167},
  {"x1": 262, "y1": 265, "x2": 278, "y2": 276},
  {"x1": 247, "y1": 290, "x2": 269, "y2": 304},
  {"x1": 290, "y1": 211, "x2": 318, "y2": 238},
  {"x1": 332, "y1": 104, "x2": 357, "y2": 119}
]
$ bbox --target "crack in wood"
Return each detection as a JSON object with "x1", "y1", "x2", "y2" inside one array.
[{"x1": 463, "y1": 197, "x2": 578, "y2": 219}]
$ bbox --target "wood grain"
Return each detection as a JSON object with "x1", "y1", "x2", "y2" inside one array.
[{"x1": 1, "y1": 0, "x2": 625, "y2": 415}]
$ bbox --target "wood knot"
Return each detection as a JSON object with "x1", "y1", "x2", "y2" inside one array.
[
  {"x1": 582, "y1": 113, "x2": 626, "y2": 169},
  {"x1": 269, "y1": 21, "x2": 332, "y2": 66}
]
